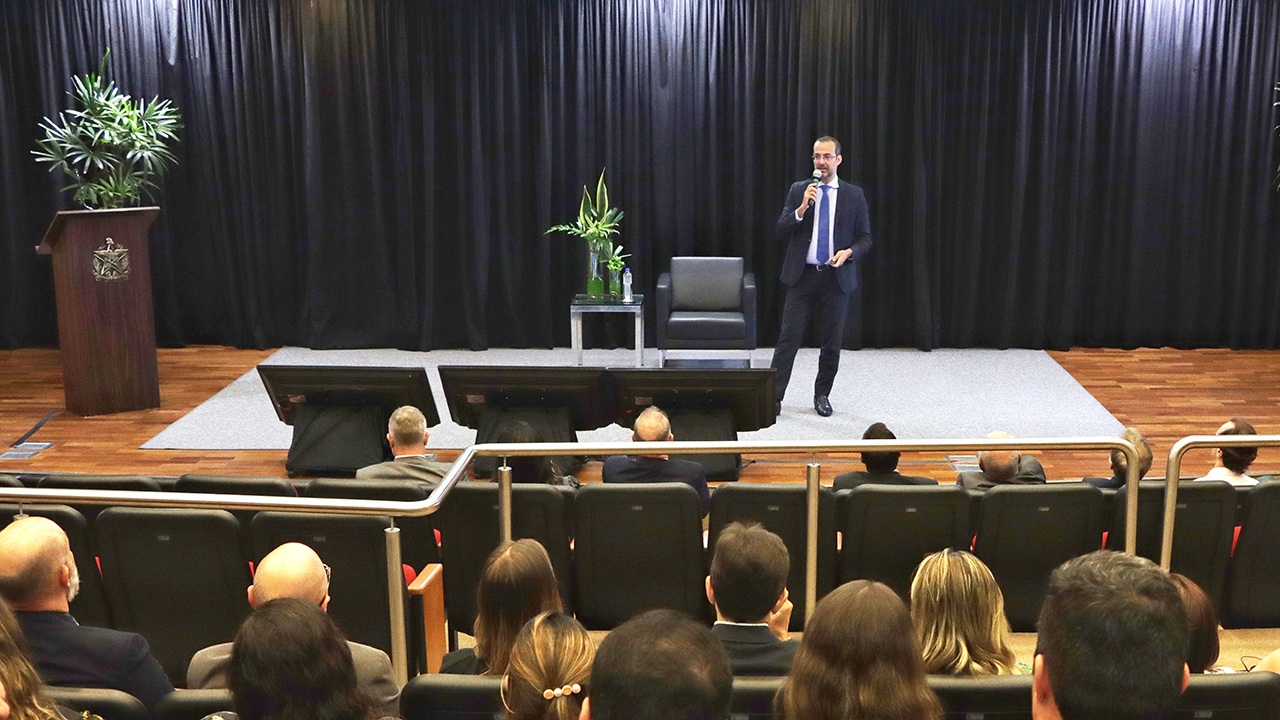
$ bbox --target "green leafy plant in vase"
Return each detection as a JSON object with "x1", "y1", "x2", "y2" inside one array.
[{"x1": 547, "y1": 168, "x2": 626, "y2": 297}]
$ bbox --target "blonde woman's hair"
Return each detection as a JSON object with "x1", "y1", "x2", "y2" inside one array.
[
  {"x1": 502, "y1": 612, "x2": 593, "y2": 720},
  {"x1": 910, "y1": 549, "x2": 1019, "y2": 676}
]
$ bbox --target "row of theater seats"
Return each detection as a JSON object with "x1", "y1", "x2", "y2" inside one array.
[
  {"x1": 4, "y1": 473, "x2": 1280, "y2": 682},
  {"x1": 46, "y1": 670, "x2": 1280, "y2": 720}
]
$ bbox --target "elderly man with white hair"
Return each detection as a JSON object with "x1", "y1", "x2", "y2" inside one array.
[
  {"x1": 956, "y1": 430, "x2": 1048, "y2": 490},
  {"x1": 0, "y1": 516, "x2": 173, "y2": 706}
]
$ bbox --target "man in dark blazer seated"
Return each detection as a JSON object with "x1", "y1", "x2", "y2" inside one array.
[
  {"x1": 771, "y1": 136, "x2": 874, "y2": 418},
  {"x1": 833, "y1": 422, "x2": 938, "y2": 490},
  {"x1": 601, "y1": 406, "x2": 711, "y2": 516},
  {"x1": 0, "y1": 517, "x2": 173, "y2": 706},
  {"x1": 706, "y1": 522, "x2": 799, "y2": 676},
  {"x1": 957, "y1": 430, "x2": 1047, "y2": 490},
  {"x1": 356, "y1": 405, "x2": 451, "y2": 488}
]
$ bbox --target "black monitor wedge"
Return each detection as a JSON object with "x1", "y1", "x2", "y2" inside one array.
[
  {"x1": 257, "y1": 365, "x2": 439, "y2": 426},
  {"x1": 610, "y1": 367, "x2": 777, "y2": 433},
  {"x1": 436, "y1": 366, "x2": 615, "y2": 431}
]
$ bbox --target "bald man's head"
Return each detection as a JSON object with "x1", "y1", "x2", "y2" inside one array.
[
  {"x1": 0, "y1": 517, "x2": 76, "y2": 610},
  {"x1": 978, "y1": 430, "x2": 1021, "y2": 482},
  {"x1": 633, "y1": 407, "x2": 673, "y2": 443},
  {"x1": 249, "y1": 543, "x2": 330, "y2": 610}
]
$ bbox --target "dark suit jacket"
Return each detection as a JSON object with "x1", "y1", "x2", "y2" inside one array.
[
  {"x1": 17, "y1": 611, "x2": 173, "y2": 707},
  {"x1": 832, "y1": 469, "x2": 938, "y2": 491},
  {"x1": 355, "y1": 455, "x2": 450, "y2": 488},
  {"x1": 711, "y1": 623, "x2": 799, "y2": 676},
  {"x1": 956, "y1": 456, "x2": 1048, "y2": 490},
  {"x1": 601, "y1": 455, "x2": 710, "y2": 515},
  {"x1": 775, "y1": 177, "x2": 873, "y2": 294}
]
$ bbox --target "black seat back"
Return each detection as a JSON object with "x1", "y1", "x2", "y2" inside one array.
[
  {"x1": 1225, "y1": 482, "x2": 1280, "y2": 627},
  {"x1": 574, "y1": 482, "x2": 706, "y2": 629},
  {"x1": 95, "y1": 507, "x2": 252, "y2": 681},
  {"x1": 174, "y1": 473, "x2": 298, "y2": 553},
  {"x1": 37, "y1": 473, "x2": 161, "y2": 521},
  {"x1": 0, "y1": 503, "x2": 111, "y2": 627},
  {"x1": 47, "y1": 687, "x2": 149, "y2": 720},
  {"x1": 929, "y1": 674, "x2": 1032, "y2": 719},
  {"x1": 731, "y1": 676, "x2": 782, "y2": 720},
  {"x1": 1177, "y1": 671, "x2": 1280, "y2": 719},
  {"x1": 153, "y1": 690, "x2": 235, "y2": 720},
  {"x1": 400, "y1": 674, "x2": 503, "y2": 720},
  {"x1": 838, "y1": 485, "x2": 971, "y2": 601},
  {"x1": 303, "y1": 477, "x2": 440, "y2": 569},
  {"x1": 437, "y1": 482, "x2": 573, "y2": 635},
  {"x1": 1105, "y1": 480, "x2": 1236, "y2": 609},
  {"x1": 974, "y1": 484, "x2": 1104, "y2": 631},
  {"x1": 709, "y1": 483, "x2": 836, "y2": 630}
]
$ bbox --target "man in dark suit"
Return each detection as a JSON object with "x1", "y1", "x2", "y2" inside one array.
[
  {"x1": 0, "y1": 516, "x2": 173, "y2": 706},
  {"x1": 833, "y1": 422, "x2": 938, "y2": 490},
  {"x1": 356, "y1": 405, "x2": 451, "y2": 488},
  {"x1": 957, "y1": 430, "x2": 1048, "y2": 490},
  {"x1": 706, "y1": 522, "x2": 799, "y2": 676},
  {"x1": 602, "y1": 406, "x2": 711, "y2": 515},
  {"x1": 771, "y1": 136, "x2": 874, "y2": 418}
]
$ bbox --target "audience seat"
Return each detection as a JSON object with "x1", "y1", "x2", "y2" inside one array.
[
  {"x1": 1104, "y1": 480, "x2": 1236, "y2": 610},
  {"x1": 930, "y1": 674, "x2": 1032, "y2": 719},
  {"x1": 152, "y1": 690, "x2": 234, "y2": 720},
  {"x1": 400, "y1": 674, "x2": 503, "y2": 720},
  {"x1": 574, "y1": 482, "x2": 707, "y2": 629},
  {"x1": 95, "y1": 508, "x2": 252, "y2": 682},
  {"x1": 37, "y1": 473, "x2": 161, "y2": 521},
  {"x1": 710, "y1": 483, "x2": 836, "y2": 630},
  {"x1": 1225, "y1": 482, "x2": 1280, "y2": 627},
  {"x1": 0, "y1": 474, "x2": 21, "y2": 487},
  {"x1": 730, "y1": 676, "x2": 782, "y2": 720},
  {"x1": 0, "y1": 503, "x2": 111, "y2": 628},
  {"x1": 1179, "y1": 671, "x2": 1280, "y2": 719},
  {"x1": 46, "y1": 687, "x2": 149, "y2": 720},
  {"x1": 838, "y1": 485, "x2": 971, "y2": 600},
  {"x1": 974, "y1": 484, "x2": 1104, "y2": 631},
  {"x1": 302, "y1": 477, "x2": 441, "y2": 569}
]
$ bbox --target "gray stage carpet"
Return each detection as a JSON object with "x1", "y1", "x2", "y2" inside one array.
[{"x1": 141, "y1": 347, "x2": 1122, "y2": 450}]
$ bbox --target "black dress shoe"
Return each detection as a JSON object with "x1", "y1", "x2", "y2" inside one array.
[{"x1": 814, "y1": 395, "x2": 833, "y2": 417}]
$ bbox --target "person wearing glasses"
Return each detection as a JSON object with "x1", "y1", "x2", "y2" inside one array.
[
  {"x1": 770, "y1": 136, "x2": 873, "y2": 418},
  {"x1": 186, "y1": 543, "x2": 399, "y2": 718}
]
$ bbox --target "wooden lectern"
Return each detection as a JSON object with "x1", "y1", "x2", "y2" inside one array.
[{"x1": 37, "y1": 207, "x2": 161, "y2": 416}]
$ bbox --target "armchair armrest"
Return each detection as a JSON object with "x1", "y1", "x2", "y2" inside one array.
[
  {"x1": 742, "y1": 272, "x2": 757, "y2": 349},
  {"x1": 656, "y1": 272, "x2": 673, "y2": 348},
  {"x1": 408, "y1": 563, "x2": 446, "y2": 673}
]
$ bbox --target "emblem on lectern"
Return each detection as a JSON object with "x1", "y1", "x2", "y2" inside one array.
[{"x1": 91, "y1": 238, "x2": 130, "y2": 282}]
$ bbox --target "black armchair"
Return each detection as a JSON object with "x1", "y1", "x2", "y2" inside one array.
[{"x1": 656, "y1": 256, "x2": 756, "y2": 365}]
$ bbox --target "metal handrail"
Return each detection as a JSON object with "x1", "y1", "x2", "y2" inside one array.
[
  {"x1": 0, "y1": 435, "x2": 1139, "y2": 680},
  {"x1": 1160, "y1": 434, "x2": 1280, "y2": 569}
]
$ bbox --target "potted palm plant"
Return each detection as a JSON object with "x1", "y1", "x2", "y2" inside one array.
[{"x1": 547, "y1": 169, "x2": 627, "y2": 297}]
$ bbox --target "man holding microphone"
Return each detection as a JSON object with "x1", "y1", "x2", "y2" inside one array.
[{"x1": 770, "y1": 136, "x2": 873, "y2": 417}]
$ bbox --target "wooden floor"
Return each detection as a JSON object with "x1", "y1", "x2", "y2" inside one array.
[{"x1": 1, "y1": 346, "x2": 1279, "y2": 482}]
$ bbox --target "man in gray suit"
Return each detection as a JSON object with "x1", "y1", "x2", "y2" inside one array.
[
  {"x1": 356, "y1": 405, "x2": 451, "y2": 488},
  {"x1": 186, "y1": 543, "x2": 399, "y2": 717}
]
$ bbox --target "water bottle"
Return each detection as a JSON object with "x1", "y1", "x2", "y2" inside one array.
[{"x1": 622, "y1": 268, "x2": 633, "y2": 302}]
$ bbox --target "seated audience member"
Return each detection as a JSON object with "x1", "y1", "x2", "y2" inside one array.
[
  {"x1": 489, "y1": 420, "x2": 578, "y2": 488},
  {"x1": 501, "y1": 611, "x2": 593, "y2": 720},
  {"x1": 200, "y1": 598, "x2": 376, "y2": 720},
  {"x1": 1195, "y1": 417, "x2": 1258, "y2": 486},
  {"x1": 441, "y1": 539, "x2": 562, "y2": 676},
  {"x1": 1169, "y1": 573, "x2": 1231, "y2": 674},
  {"x1": 1033, "y1": 550, "x2": 1189, "y2": 720},
  {"x1": 0, "y1": 598, "x2": 70, "y2": 720},
  {"x1": 356, "y1": 405, "x2": 451, "y2": 487},
  {"x1": 706, "y1": 522, "x2": 799, "y2": 676},
  {"x1": 581, "y1": 609, "x2": 731, "y2": 720},
  {"x1": 775, "y1": 580, "x2": 942, "y2": 720},
  {"x1": 910, "y1": 549, "x2": 1019, "y2": 676},
  {"x1": 1083, "y1": 427, "x2": 1153, "y2": 489},
  {"x1": 0, "y1": 517, "x2": 173, "y2": 706},
  {"x1": 187, "y1": 543, "x2": 398, "y2": 717},
  {"x1": 833, "y1": 422, "x2": 937, "y2": 490},
  {"x1": 601, "y1": 406, "x2": 710, "y2": 515},
  {"x1": 957, "y1": 431, "x2": 1047, "y2": 490}
]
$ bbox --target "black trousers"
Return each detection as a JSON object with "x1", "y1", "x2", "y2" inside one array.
[{"x1": 770, "y1": 264, "x2": 850, "y2": 400}]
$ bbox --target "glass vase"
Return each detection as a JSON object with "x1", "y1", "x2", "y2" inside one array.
[
  {"x1": 586, "y1": 248, "x2": 605, "y2": 297},
  {"x1": 608, "y1": 268, "x2": 622, "y2": 298}
]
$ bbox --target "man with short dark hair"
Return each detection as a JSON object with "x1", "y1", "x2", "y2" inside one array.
[
  {"x1": 1033, "y1": 550, "x2": 1190, "y2": 720},
  {"x1": 833, "y1": 422, "x2": 937, "y2": 490},
  {"x1": 581, "y1": 609, "x2": 732, "y2": 720},
  {"x1": 957, "y1": 430, "x2": 1047, "y2": 490},
  {"x1": 356, "y1": 405, "x2": 451, "y2": 487},
  {"x1": 0, "y1": 517, "x2": 173, "y2": 706},
  {"x1": 601, "y1": 406, "x2": 710, "y2": 515},
  {"x1": 705, "y1": 522, "x2": 799, "y2": 675},
  {"x1": 1195, "y1": 417, "x2": 1258, "y2": 486}
]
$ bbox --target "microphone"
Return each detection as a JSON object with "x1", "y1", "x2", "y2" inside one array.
[{"x1": 808, "y1": 169, "x2": 821, "y2": 209}]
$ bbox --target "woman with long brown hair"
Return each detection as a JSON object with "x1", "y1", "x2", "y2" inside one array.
[
  {"x1": 1170, "y1": 573, "x2": 1231, "y2": 673},
  {"x1": 501, "y1": 612, "x2": 593, "y2": 720},
  {"x1": 775, "y1": 580, "x2": 942, "y2": 720},
  {"x1": 910, "y1": 549, "x2": 1019, "y2": 676},
  {"x1": 0, "y1": 598, "x2": 65, "y2": 720},
  {"x1": 440, "y1": 539, "x2": 563, "y2": 676}
]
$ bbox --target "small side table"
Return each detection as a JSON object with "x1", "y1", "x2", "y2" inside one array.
[{"x1": 570, "y1": 294, "x2": 645, "y2": 367}]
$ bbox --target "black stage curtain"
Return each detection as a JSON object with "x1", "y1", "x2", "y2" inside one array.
[{"x1": 2, "y1": 0, "x2": 1278, "y2": 351}]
